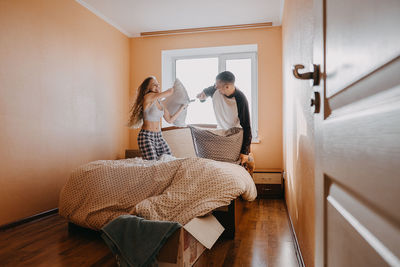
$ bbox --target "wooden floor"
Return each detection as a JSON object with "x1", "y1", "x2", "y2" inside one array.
[{"x1": 0, "y1": 199, "x2": 299, "y2": 267}]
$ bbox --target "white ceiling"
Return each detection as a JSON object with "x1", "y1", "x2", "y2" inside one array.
[{"x1": 76, "y1": 0, "x2": 284, "y2": 37}]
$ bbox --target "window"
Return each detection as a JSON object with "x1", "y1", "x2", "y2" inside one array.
[
  {"x1": 175, "y1": 57, "x2": 218, "y2": 125},
  {"x1": 162, "y1": 45, "x2": 258, "y2": 141}
]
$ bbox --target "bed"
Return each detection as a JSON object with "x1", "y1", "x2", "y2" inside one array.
[{"x1": 59, "y1": 126, "x2": 256, "y2": 266}]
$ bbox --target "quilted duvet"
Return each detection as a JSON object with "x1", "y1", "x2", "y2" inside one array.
[{"x1": 59, "y1": 156, "x2": 257, "y2": 230}]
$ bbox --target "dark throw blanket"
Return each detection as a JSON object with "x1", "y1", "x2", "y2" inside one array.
[{"x1": 101, "y1": 215, "x2": 181, "y2": 267}]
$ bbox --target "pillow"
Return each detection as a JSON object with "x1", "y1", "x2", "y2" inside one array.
[
  {"x1": 162, "y1": 79, "x2": 190, "y2": 127},
  {"x1": 189, "y1": 126, "x2": 243, "y2": 163},
  {"x1": 162, "y1": 127, "x2": 197, "y2": 158}
]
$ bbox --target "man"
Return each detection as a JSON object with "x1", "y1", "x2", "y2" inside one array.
[{"x1": 196, "y1": 71, "x2": 252, "y2": 165}]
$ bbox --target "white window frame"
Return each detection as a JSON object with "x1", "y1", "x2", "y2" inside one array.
[{"x1": 162, "y1": 44, "x2": 259, "y2": 141}]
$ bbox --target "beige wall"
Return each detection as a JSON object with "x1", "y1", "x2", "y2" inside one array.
[
  {"x1": 129, "y1": 27, "x2": 283, "y2": 169},
  {"x1": 282, "y1": 0, "x2": 315, "y2": 266},
  {"x1": 0, "y1": 0, "x2": 130, "y2": 226}
]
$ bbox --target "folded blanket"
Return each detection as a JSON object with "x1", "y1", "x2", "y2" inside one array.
[{"x1": 101, "y1": 215, "x2": 181, "y2": 267}]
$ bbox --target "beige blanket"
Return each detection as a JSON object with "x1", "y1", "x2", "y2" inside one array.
[{"x1": 59, "y1": 156, "x2": 257, "y2": 230}]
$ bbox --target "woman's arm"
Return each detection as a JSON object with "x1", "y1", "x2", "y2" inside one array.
[
  {"x1": 143, "y1": 88, "x2": 174, "y2": 110},
  {"x1": 157, "y1": 87, "x2": 174, "y2": 99},
  {"x1": 163, "y1": 104, "x2": 188, "y2": 124}
]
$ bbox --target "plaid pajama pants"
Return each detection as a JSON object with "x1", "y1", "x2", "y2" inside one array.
[{"x1": 137, "y1": 129, "x2": 172, "y2": 160}]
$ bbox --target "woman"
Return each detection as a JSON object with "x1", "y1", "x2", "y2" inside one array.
[{"x1": 128, "y1": 76, "x2": 186, "y2": 160}]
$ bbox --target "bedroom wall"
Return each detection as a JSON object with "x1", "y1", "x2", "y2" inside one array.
[
  {"x1": 129, "y1": 27, "x2": 283, "y2": 170},
  {"x1": 0, "y1": 0, "x2": 130, "y2": 226},
  {"x1": 282, "y1": 0, "x2": 316, "y2": 266}
]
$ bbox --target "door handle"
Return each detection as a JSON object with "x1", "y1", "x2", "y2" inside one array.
[
  {"x1": 310, "y1": 91, "x2": 320, "y2": 114},
  {"x1": 292, "y1": 64, "x2": 320, "y2": 86}
]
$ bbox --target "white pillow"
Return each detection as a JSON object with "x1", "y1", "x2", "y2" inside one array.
[
  {"x1": 162, "y1": 128, "x2": 197, "y2": 158},
  {"x1": 162, "y1": 79, "x2": 190, "y2": 127}
]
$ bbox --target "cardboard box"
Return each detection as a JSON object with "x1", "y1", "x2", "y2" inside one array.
[{"x1": 157, "y1": 215, "x2": 224, "y2": 267}]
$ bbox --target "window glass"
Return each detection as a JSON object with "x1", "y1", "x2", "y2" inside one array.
[
  {"x1": 176, "y1": 57, "x2": 218, "y2": 125},
  {"x1": 226, "y1": 58, "x2": 252, "y2": 120}
]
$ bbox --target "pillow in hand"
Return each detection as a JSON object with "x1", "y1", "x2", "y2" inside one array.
[
  {"x1": 189, "y1": 126, "x2": 244, "y2": 163},
  {"x1": 162, "y1": 79, "x2": 190, "y2": 127}
]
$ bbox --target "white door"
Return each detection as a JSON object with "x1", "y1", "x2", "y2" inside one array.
[{"x1": 311, "y1": 0, "x2": 400, "y2": 266}]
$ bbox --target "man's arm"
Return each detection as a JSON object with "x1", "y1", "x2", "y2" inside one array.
[
  {"x1": 236, "y1": 91, "x2": 252, "y2": 155},
  {"x1": 196, "y1": 85, "x2": 216, "y2": 100}
]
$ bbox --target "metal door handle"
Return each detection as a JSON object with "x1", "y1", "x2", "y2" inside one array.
[
  {"x1": 310, "y1": 91, "x2": 321, "y2": 114},
  {"x1": 292, "y1": 64, "x2": 320, "y2": 86}
]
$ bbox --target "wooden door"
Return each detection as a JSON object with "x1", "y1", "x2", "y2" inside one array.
[{"x1": 313, "y1": 0, "x2": 400, "y2": 266}]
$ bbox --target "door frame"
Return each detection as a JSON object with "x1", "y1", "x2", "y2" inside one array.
[{"x1": 313, "y1": 0, "x2": 326, "y2": 265}]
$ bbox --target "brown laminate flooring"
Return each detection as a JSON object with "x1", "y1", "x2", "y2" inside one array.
[{"x1": 0, "y1": 199, "x2": 299, "y2": 267}]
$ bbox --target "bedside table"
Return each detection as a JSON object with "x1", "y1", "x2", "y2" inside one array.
[
  {"x1": 253, "y1": 169, "x2": 283, "y2": 199},
  {"x1": 125, "y1": 149, "x2": 141, "y2": 159}
]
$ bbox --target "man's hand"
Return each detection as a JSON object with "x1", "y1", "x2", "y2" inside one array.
[
  {"x1": 239, "y1": 154, "x2": 249, "y2": 165},
  {"x1": 196, "y1": 92, "x2": 207, "y2": 101}
]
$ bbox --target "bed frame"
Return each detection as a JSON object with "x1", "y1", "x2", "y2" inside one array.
[
  {"x1": 212, "y1": 197, "x2": 244, "y2": 239},
  {"x1": 67, "y1": 199, "x2": 244, "y2": 241}
]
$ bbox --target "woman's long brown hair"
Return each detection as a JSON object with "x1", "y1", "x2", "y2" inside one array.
[{"x1": 127, "y1": 76, "x2": 154, "y2": 128}]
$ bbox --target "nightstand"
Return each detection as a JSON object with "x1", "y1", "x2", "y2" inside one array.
[
  {"x1": 252, "y1": 169, "x2": 283, "y2": 198},
  {"x1": 125, "y1": 149, "x2": 141, "y2": 158}
]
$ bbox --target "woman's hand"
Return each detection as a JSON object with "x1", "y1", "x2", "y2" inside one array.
[
  {"x1": 163, "y1": 103, "x2": 189, "y2": 124},
  {"x1": 180, "y1": 103, "x2": 188, "y2": 111}
]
